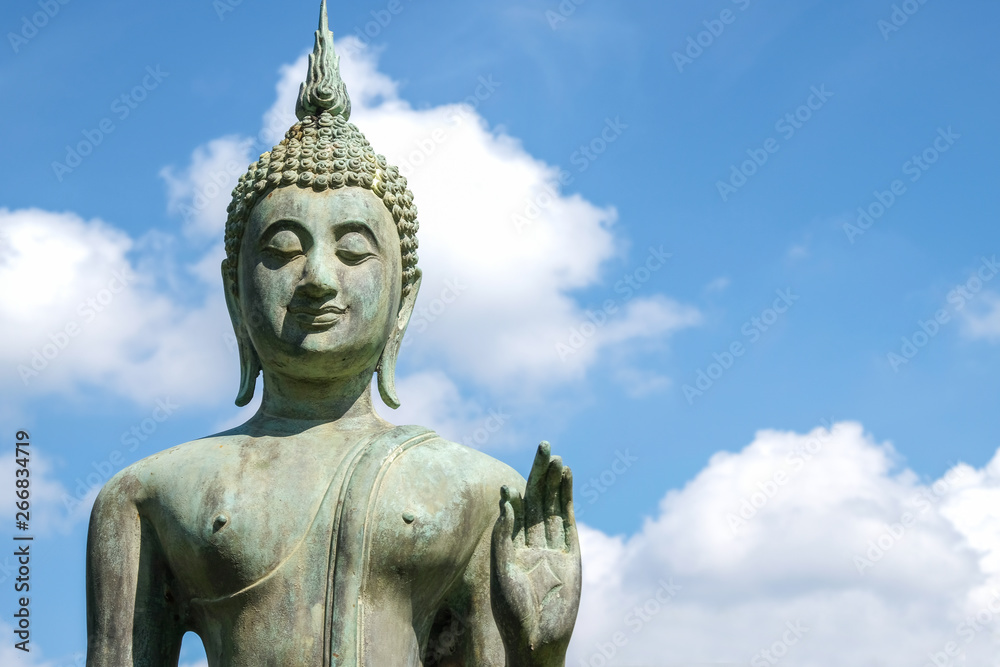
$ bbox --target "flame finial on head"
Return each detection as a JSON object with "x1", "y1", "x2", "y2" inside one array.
[{"x1": 296, "y1": 0, "x2": 351, "y2": 121}]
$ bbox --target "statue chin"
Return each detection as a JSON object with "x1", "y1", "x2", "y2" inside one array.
[{"x1": 84, "y1": 3, "x2": 580, "y2": 665}]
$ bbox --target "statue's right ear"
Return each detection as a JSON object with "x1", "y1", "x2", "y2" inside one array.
[{"x1": 222, "y1": 263, "x2": 261, "y2": 407}]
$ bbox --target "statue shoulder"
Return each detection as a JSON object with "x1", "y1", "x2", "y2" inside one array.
[
  {"x1": 99, "y1": 432, "x2": 248, "y2": 505},
  {"x1": 393, "y1": 434, "x2": 526, "y2": 508}
]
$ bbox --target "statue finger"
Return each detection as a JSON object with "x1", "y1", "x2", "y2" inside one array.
[
  {"x1": 492, "y1": 487, "x2": 516, "y2": 564},
  {"x1": 503, "y1": 485, "x2": 526, "y2": 548},
  {"x1": 524, "y1": 441, "x2": 550, "y2": 546},
  {"x1": 544, "y1": 456, "x2": 564, "y2": 547},
  {"x1": 561, "y1": 466, "x2": 579, "y2": 553}
]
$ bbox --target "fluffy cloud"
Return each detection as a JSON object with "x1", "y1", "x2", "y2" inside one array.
[
  {"x1": 389, "y1": 371, "x2": 519, "y2": 449},
  {"x1": 571, "y1": 421, "x2": 1000, "y2": 666},
  {"x1": 0, "y1": 209, "x2": 235, "y2": 405},
  {"x1": 160, "y1": 136, "x2": 255, "y2": 239}
]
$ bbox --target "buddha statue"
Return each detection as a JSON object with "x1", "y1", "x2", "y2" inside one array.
[{"x1": 84, "y1": 2, "x2": 581, "y2": 665}]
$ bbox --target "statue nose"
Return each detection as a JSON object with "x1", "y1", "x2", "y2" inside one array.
[{"x1": 300, "y1": 248, "x2": 340, "y2": 295}]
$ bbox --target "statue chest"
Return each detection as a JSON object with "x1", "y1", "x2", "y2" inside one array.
[{"x1": 149, "y1": 437, "x2": 478, "y2": 611}]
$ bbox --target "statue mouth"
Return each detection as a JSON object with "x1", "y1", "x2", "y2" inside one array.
[{"x1": 287, "y1": 303, "x2": 347, "y2": 328}]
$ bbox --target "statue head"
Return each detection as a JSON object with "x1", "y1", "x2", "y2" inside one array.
[{"x1": 222, "y1": 0, "x2": 420, "y2": 410}]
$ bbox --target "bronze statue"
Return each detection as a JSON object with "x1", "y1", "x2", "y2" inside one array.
[{"x1": 85, "y1": 3, "x2": 581, "y2": 664}]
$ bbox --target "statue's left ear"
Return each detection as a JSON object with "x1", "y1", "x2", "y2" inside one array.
[{"x1": 377, "y1": 273, "x2": 421, "y2": 409}]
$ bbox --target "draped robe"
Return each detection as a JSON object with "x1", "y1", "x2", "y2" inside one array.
[{"x1": 186, "y1": 425, "x2": 446, "y2": 665}]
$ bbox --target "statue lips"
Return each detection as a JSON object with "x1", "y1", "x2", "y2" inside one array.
[{"x1": 287, "y1": 302, "x2": 347, "y2": 330}]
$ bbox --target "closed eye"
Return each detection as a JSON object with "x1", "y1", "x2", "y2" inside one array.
[
  {"x1": 336, "y1": 232, "x2": 376, "y2": 265},
  {"x1": 262, "y1": 228, "x2": 306, "y2": 259}
]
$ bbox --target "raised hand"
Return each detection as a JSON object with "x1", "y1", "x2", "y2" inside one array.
[{"x1": 491, "y1": 442, "x2": 581, "y2": 667}]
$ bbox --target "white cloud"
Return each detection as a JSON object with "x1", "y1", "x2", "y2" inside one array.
[
  {"x1": 160, "y1": 136, "x2": 255, "y2": 239},
  {"x1": 387, "y1": 371, "x2": 518, "y2": 450},
  {"x1": 0, "y1": 208, "x2": 235, "y2": 405},
  {"x1": 571, "y1": 421, "x2": 1000, "y2": 666},
  {"x1": 960, "y1": 290, "x2": 1000, "y2": 343},
  {"x1": 0, "y1": 626, "x2": 59, "y2": 666}
]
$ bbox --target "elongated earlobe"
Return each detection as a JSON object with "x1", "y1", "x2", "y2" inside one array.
[
  {"x1": 222, "y1": 263, "x2": 261, "y2": 407},
  {"x1": 377, "y1": 274, "x2": 421, "y2": 409},
  {"x1": 234, "y1": 334, "x2": 262, "y2": 407}
]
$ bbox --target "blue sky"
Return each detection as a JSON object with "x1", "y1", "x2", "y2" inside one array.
[{"x1": 2, "y1": 1, "x2": 1000, "y2": 665}]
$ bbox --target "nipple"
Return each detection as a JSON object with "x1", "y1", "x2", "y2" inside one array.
[{"x1": 213, "y1": 513, "x2": 230, "y2": 532}]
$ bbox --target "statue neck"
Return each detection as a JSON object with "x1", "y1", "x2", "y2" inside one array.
[{"x1": 257, "y1": 368, "x2": 384, "y2": 426}]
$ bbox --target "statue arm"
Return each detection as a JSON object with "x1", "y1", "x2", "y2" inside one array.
[
  {"x1": 437, "y1": 523, "x2": 506, "y2": 666},
  {"x1": 421, "y1": 462, "x2": 519, "y2": 666},
  {"x1": 438, "y1": 445, "x2": 580, "y2": 667},
  {"x1": 86, "y1": 473, "x2": 184, "y2": 666}
]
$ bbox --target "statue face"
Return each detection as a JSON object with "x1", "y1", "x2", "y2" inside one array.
[{"x1": 236, "y1": 186, "x2": 402, "y2": 382}]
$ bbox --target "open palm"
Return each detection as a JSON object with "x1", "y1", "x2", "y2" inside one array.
[{"x1": 491, "y1": 442, "x2": 581, "y2": 666}]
